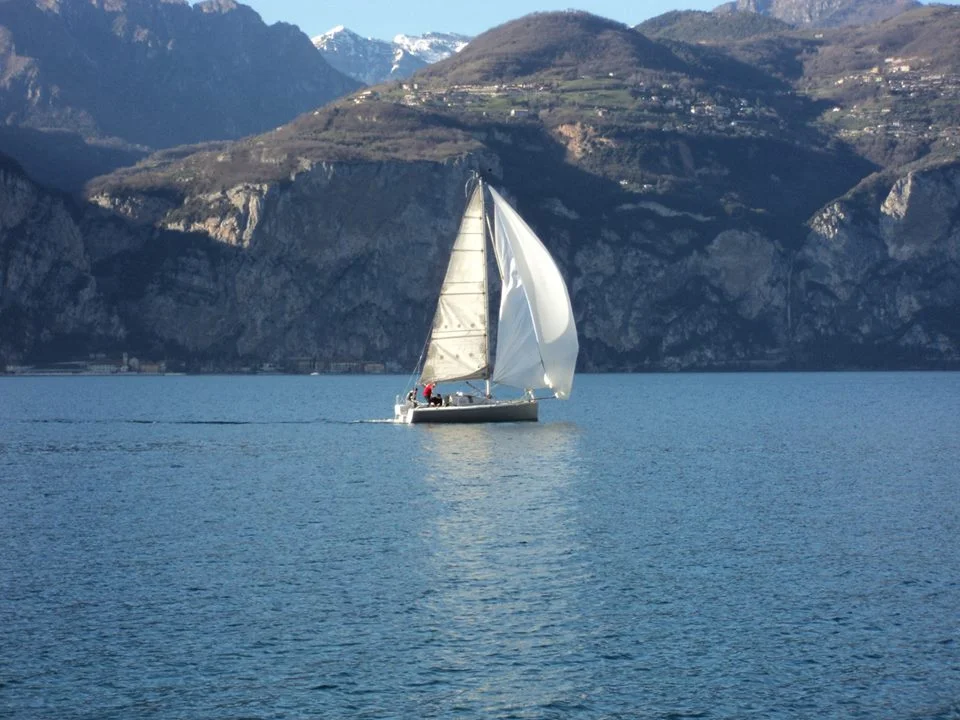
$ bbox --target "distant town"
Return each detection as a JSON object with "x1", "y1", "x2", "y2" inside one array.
[
  {"x1": 371, "y1": 78, "x2": 788, "y2": 138},
  {"x1": 824, "y1": 55, "x2": 960, "y2": 146},
  {"x1": 3, "y1": 353, "x2": 392, "y2": 376},
  {"x1": 361, "y1": 58, "x2": 960, "y2": 149}
]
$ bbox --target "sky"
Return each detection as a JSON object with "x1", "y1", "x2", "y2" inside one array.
[{"x1": 232, "y1": 0, "x2": 723, "y2": 41}]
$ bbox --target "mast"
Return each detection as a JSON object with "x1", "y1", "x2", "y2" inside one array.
[{"x1": 480, "y1": 174, "x2": 492, "y2": 398}]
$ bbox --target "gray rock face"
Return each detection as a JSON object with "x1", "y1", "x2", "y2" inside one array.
[
  {"x1": 701, "y1": 230, "x2": 786, "y2": 322},
  {"x1": 792, "y1": 162, "x2": 960, "y2": 366},
  {"x1": 76, "y1": 159, "x2": 489, "y2": 368},
  {"x1": 715, "y1": 0, "x2": 920, "y2": 27},
  {"x1": 879, "y1": 171, "x2": 960, "y2": 263},
  {"x1": 567, "y1": 221, "x2": 791, "y2": 372},
  {"x1": 2, "y1": 148, "x2": 957, "y2": 371},
  {"x1": 0, "y1": 160, "x2": 123, "y2": 363}
]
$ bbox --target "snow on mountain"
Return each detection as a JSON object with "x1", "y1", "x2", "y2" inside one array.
[
  {"x1": 313, "y1": 27, "x2": 470, "y2": 85},
  {"x1": 393, "y1": 32, "x2": 471, "y2": 65}
]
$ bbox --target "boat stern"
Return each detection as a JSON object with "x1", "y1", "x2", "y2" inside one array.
[{"x1": 394, "y1": 399, "x2": 414, "y2": 424}]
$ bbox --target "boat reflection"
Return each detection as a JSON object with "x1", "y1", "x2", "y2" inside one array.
[{"x1": 409, "y1": 422, "x2": 591, "y2": 713}]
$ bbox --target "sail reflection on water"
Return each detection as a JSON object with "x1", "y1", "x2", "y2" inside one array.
[{"x1": 411, "y1": 423, "x2": 593, "y2": 712}]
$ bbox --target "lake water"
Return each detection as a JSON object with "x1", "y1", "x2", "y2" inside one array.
[{"x1": 1, "y1": 373, "x2": 959, "y2": 719}]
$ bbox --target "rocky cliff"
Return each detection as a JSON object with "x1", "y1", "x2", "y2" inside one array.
[
  {"x1": 714, "y1": 0, "x2": 920, "y2": 27},
  {"x1": 79, "y1": 159, "x2": 489, "y2": 367},
  {"x1": 0, "y1": 156, "x2": 123, "y2": 363},
  {"x1": 792, "y1": 160, "x2": 960, "y2": 366},
  {"x1": 7, "y1": 144, "x2": 948, "y2": 371}
]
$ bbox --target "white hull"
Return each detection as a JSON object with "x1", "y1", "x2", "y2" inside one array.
[{"x1": 395, "y1": 399, "x2": 538, "y2": 424}]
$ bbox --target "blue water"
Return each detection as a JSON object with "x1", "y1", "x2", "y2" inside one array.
[{"x1": 1, "y1": 373, "x2": 958, "y2": 719}]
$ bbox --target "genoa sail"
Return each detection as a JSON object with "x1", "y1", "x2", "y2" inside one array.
[
  {"x1": 488, "y1": 186, "x2": 578, "y2": 399},
  {"x1": 419, "y1": 183, "x2": 489, "y2": 384}
]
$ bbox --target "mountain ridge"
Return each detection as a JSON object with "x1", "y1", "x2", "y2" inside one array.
[
  {"x1": 713, "y1": 0, "x2": 922, "y2": 27},
  {"x1": 0, "y1": 0, "x2": 361, "y2": 191},
  {"x1": 1, "y1": 5, "x2": 958, "y2": 371}
]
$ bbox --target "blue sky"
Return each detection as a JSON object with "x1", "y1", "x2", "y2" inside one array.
[
  {"x1": 234, "y1": 0, "x2": 960, "y2": 41},
  {"x1": 235, "y1": 1, "x2": 723, "y2": 40}
]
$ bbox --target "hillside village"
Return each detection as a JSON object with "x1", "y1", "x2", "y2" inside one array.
[
  {"x1": 353, "y1": 61, "x2": 960, "y2": 147},
  {"x1": 329, "y1": 22, "x2": 960, "y2": 154},
  {"x1": 816, "y1": 56, "x2": 960, "y2": 145},
  {"x1": 365, "y1": 78, "x2": 786, "y2": 138}
]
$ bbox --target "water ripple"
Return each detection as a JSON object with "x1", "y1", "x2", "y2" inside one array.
[{"x1": 1, "y1": 373, "x2": 959, "y2": 718}]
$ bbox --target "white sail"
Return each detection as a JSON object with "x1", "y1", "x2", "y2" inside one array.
[
  {"x1": 489, "y1": 186, "x2": 578, "y2": 399},
  {"x1": 420, "y1": 184, "x2": 489, "y2": 384}
]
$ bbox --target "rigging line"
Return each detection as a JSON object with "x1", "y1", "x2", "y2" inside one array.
[
  {"x1": 400, "y1": 325, "x2": 431, "y2": 395},
  {"x1": 465, "y1": 380, "x2": 490, "y2": 396}
]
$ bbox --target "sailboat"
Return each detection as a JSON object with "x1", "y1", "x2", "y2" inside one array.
[{"x1": 394, "y1": 175, "x2": 578, "y2": 424}]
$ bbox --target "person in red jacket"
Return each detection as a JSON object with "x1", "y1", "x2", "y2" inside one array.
[{"x1": 423, "y1": 382, "x2": 443, "y2": 406}]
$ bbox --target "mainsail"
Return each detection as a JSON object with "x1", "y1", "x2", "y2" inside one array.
[
  {"x1": 419, "y1": 184, "x2": 489, "y2": 384},
  {"x1": 488, "y1": 186, "x2": 578, "y2": 399}
]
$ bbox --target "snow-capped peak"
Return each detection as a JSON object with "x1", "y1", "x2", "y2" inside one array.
[
  {"x1": 392, "y1": 32, "x2": 470, "y2": 65},
  {"x1": 312, "y1": 25, "x2": 366, "y2": 49},
  {"x1": 313, "y1": 27, "x2": 471, "y2": 85}
]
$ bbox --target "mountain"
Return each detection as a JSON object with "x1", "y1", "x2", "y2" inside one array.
[
  {"x1": 0, "y1": 0, "x2": 361, "y2": 191},
  {"x1": 722, "y1": 4, "x2": 960, "y2": 168},
  {"x1": 637, "y1": 10, "x2": 792, "y2": 42},
  {"x1": 2, "y1": 7, "x2": 958, "y2": 371},
  {"x1": 313, "y1": 26, "x2": 469, "y2": 85},
  {"x1": 312, "y1": 26, "x2": 425, "y2": 85},
  {"x1": 418, "y1": 12, "x2": 686, "y2": 83},
  {"x1": 713, "y1": 0, "x2": 921, "y2": 27}
]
